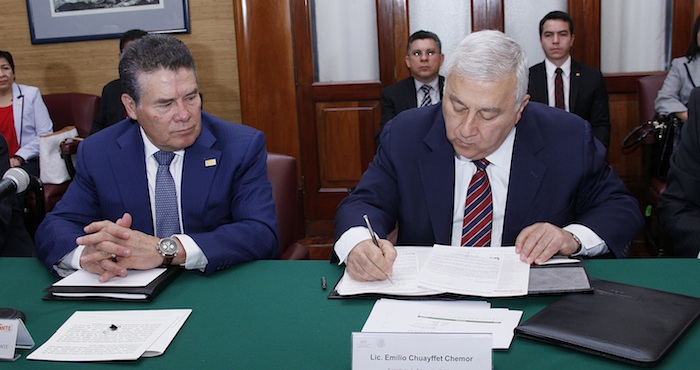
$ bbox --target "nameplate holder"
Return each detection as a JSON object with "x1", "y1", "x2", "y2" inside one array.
[
  {"x1": 0, "y1": 319, "x2": 34, "y2": 361},
  {"x1": 352, "y1": 332, "x2": 492, "y2": 370}
]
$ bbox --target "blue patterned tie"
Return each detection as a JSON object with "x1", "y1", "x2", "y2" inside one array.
[
  {"x1": 420, "y1": 84, "x2": 432, "y2": 107},
  {"x1": 154, "y1": 151, "x2": 181, "y2": 237}
]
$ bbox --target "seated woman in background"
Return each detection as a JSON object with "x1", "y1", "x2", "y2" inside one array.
[
  {"x1": 0, "y1": 50, "x2": 53, "y2": 176},
  {"x1": 655, "y1": 15, "x2": 700, "y2": 122}
]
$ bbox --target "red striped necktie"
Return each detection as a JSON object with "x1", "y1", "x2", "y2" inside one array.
[{"x1": 461, "y1": 159, "x2": 492, "y2": 247}]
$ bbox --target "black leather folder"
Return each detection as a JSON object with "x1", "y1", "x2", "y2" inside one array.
[
  {"x1": 42, "y1": 267, "x2": 182, "y2": 303},
  {"x1": 328, "y1": 261, "x2": 592, "y2": 299},
  {"x1": 515, "y1": 278, "x2": 700, "y2": 367}
]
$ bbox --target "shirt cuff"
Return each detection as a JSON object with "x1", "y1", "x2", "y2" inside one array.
[
  {"x1": 333, "y1": 226, "x2": 374, "y2": 265},
  {"x1": 174, "y1": 234, "x2": 208, "y2": 271},
  {"x1": 564, "y1": 224, "x2": 609, "y2": 257},
  {"x1": 53, "y1": 245, "x2": 85, "y2": 277}
]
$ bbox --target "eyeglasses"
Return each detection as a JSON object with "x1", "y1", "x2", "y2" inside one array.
[{"x1": 409, "y1": 50, "x2": 438, "y2": 58}]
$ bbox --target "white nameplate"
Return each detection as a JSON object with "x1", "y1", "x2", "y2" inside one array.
[
  {"x1": 352, "y1": 332, "x2": 492, "y2": 370},
  {"x1": 0, "y1": 319, "x2": 34, "y2": 361}
]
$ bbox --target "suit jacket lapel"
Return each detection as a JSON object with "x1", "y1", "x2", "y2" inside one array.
[
  {"x1": 180, "y1": 121, "x2": 220, "y2": 231},
  {"x1": 419, "y1": 112, "x2": 454, "y2": 244},
  {"x1": 531, "y1": 63, "x2": 548, "y2": 102},
  {"x1": 503, "y1": 113, "x2": 547, "y2": 243},
  {"x1": 569, "y1": 61, "x2": 582, "y2": 112},
  {"x1": 112, "y1": 125, "x2": 153, "y2": 234}
]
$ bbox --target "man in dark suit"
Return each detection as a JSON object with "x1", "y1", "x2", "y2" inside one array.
[
  {"x1": 90, "y1": 29, "x2": 148, "y2": 134},
  {"x1": 334, "y1": 30, "x2": 642, "y2": 282},
  {"x1": 527, "y1": 11, "x2": 611, "y2": 147},
  {"x1": 375, "y1": 30, "x2": 445, "y2": 147},
  {"x1": 0, "y1": 136, "x2": 34, "y2": 257},
  {"x1": 659, "y1": 87, "x2": 700, "y2": 257},
  {"x1": 36, "y1": 34, "x2": 278, "y2": 281}
]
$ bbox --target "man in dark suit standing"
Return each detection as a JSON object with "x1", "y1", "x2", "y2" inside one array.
[
  {"x1": 36, "y1": 35, "x2": 278, "y2": 281},
  {"x1": 659, "y1": 87, "x2": 700, "y2": 257},
  {"x1": 528, "y1": 11, "x2": 611, "y2": 147},
  {"x1": 90, "y1": 29, "x2": 148, "y2": 134},
  {"x1": 334, "y1": 30, "x2": 641, "y2": 282},
  {"x1": 375, "y1": 30, "x2": 445, "y2": 147}
]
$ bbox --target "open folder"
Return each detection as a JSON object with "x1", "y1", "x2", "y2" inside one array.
[
  {"x1": 328, "y1": 246, "x2": 592, "y2": 299},
  {"x1": 43, "y1": 267, "x2": 182, "y2": 302},
  {"x1": 515, "y1": 278, "x2": 700, "y2": 367}
]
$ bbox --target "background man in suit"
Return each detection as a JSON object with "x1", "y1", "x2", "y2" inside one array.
[
  {"x1": 334, "y1": 30, "x2": 642, "y2": 282},
  {"x1": 528, "y1": 11, "x2": 611, "y2": 148},
  {"x1": 659, "y1": 87, "x2": 700, "y2": 257},
  {"x1": 36, "y1": 34, "x2": 278, "y2": 281},
  {"x1": 375, "y1": 30, "x2": 445, "y2": 147},
  {"x1": 90, "y1": 29, "x2": 148, "y2": 134},
  {"x1": 0, "y1": 135, "x2": 34, "y2": 257}
]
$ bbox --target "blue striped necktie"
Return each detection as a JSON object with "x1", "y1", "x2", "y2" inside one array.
[{"x1": 154, "y1": 150, "x2": 181, "y2": 237}]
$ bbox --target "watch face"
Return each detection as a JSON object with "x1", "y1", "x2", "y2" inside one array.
[{"x1": 159, "y1": 238, "x2": 178, "y2": 256}]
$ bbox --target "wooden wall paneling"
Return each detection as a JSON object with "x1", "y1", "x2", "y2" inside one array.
[
  {"x1": 568, "y1": 0, "x2": 601, "y2": 69},
  {"x1": 316, "y1": 101, "x2": 381, "y2": 189},
  {"x1": 671, "y1": 0, "x2": 694, "y2": 58},
  {"x1": 471, "y1": 0, "x2": 504, "y2": 31},
  {"x1": 377, "y1": 0, "x2": 409, "y2": 84},
  {"x1": 233, "y1": 0, "x2": 300, "y2": 158}
]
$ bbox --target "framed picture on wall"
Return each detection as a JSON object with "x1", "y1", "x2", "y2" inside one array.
[{"x1": 26, "y1": 0, "x2": 190, "y2": 44}]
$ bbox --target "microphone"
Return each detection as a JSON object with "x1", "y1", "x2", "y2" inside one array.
[{"x1": 0, "y1": 167, "x2": 30, "y2": 202}]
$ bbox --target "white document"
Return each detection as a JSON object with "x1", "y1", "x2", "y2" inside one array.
[
  {"x1": 53, "y1": 268, "x2": 166, "y2": 287},
  {"x1": 336, "y1": 247, "x2": 439, "y2": 296},
  {"x1": 26, "y1": 309, "x2": 191, "y2": 362},
  {"x1": 336, "y1": 246, "x2": 530, "y2": 298},
  {"x1": 362, "y1": 299, "x2": 522, "y2": 349},
  {"x1": 419, "y1": 245, "x2": 529, "y2": 297}
]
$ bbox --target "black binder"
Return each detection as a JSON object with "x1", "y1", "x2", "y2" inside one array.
[
  {"x1": 328, "y1": 261, "x2": 592, "y2": 299},
  {"x1": 42, "y1": 267, "x2": 182, "y2": 302},
  {"x1": 515, "y1": 278, "x2": 700, "y2": 367}
]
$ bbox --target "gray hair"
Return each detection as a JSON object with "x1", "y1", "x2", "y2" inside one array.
[
  {"x1": 119, "y1": 34, "x2": 197, "y2": 105},
  {"x1": 443, "y1": 30, "x2": 529, "y2": 107}
]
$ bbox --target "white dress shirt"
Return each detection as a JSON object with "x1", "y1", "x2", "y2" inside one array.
[
  {"x1": 545, "y1": 57, "x2": 572, "y2": 111},
  {"x1": 413, "y1": 77, "x2": 441, "y2": 107}
]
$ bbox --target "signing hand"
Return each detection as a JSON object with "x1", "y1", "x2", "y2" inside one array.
[
  {"x1": 345, "y1": 239, "x2": 397, "y2": 281},
  {"x1": 515, "y1": 222, "x2": 581, "y2": 265}
]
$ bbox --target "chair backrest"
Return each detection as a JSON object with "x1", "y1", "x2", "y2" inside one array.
[
  {"x1": 266, "y1": 153, "x2": 308, "y2": 259},
  {"x1": 42, "y1": 93, "x2": 101, "y2": 138},
  {"x1": 637, "y1": 73, "x2": 667, "y2": 122}
]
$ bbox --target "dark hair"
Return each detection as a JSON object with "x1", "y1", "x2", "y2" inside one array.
[
  {"x1": 0, "y1": 50, "x2": 15, "y2": 74},
  {"x1": 686, "y1": 15, "x2": 700, "y2": 61},
  {"x1": 407, "y1": 30, "x2": 442, "y2": 54},
  {"x1": 119, "y1": 29, "x2": 148, "y2": 53},
  {"x1": 119, "y1": 34, "x2": 197, "y2": 105},
  {"x1": 539, "y1": 11, "x2": 574, "y2": 36}
]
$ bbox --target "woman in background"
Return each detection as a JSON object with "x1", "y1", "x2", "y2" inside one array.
[
  {"x1": 0, "y1": 50, "x2": 53, "y2": 176},
  {"x1": 655, "y1": 14, "x2": 700, "y2": 122}
]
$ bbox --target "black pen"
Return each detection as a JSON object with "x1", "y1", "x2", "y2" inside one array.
[
  {"x1": 362, "y1": 214, "x2": 393, "y2": 283},
  {"x1": 321, "y1": 276, "x2": 327, "y2": 290}
]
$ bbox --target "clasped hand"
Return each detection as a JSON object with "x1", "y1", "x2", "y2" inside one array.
[{"x1": 76, "y1": 213, "x2": 163, "y2": 282}]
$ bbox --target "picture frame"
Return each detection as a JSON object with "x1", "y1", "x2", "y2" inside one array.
[{"x1": 26, "y1": 0, "x2": 190, "y2": 45}]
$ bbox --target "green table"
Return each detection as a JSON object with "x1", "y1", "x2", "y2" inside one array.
[{"x1": 2, "y1": 258, "x2": 699, "y2": 369}]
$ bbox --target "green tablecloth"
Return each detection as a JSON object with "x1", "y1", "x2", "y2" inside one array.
[{"x1": 2, "y1": 258, "x2": 699, "y2": 369}]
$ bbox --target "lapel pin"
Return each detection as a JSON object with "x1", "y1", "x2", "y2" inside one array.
[
  {"x1": 576, "y1": 72, "x2": 581, "y2": 77},
  {"x1": 205, "y1": 158, "x2": 217, "y2": 167}
]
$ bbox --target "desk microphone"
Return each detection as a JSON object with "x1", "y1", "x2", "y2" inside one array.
[{"x1": 0, "y1": 167, "x2": 30, "y2": 202}]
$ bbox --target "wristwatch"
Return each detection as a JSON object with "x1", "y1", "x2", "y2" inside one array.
[
  {"x1": 156, "y1": 237, "x2": 179, "y2": 267},
  {"x1": 570, "y1": 233, "x2": 583, "y2": 256}
]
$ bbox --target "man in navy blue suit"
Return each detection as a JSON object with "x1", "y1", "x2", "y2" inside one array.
[
  {"x1": 36, "y1": 35, "x2": 278, "y2": 281},
  {"x1": 528, "y1": 11, "x2": 611, "y2": 148},
  {"x1": 334, "y1": 30, "x2": 642, "y2": 282}
]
